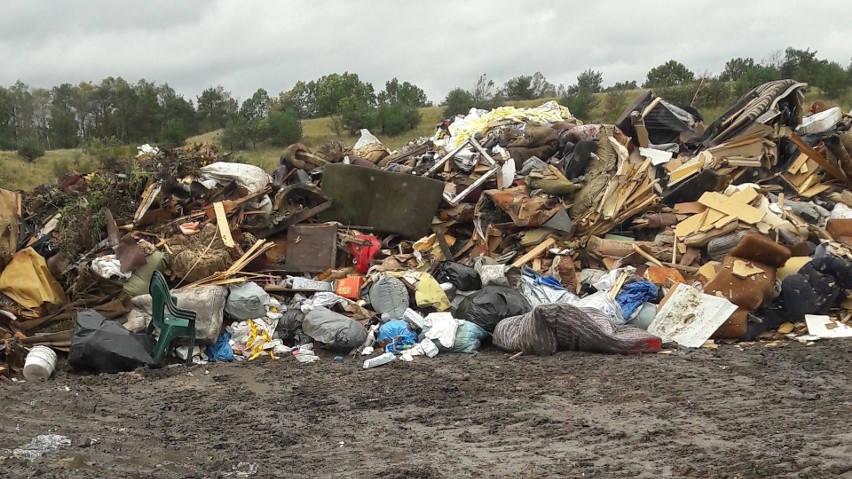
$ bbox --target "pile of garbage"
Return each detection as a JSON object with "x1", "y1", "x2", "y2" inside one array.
[{"x1": 2, "y1": 81, "x2": 852, "y2": 379}]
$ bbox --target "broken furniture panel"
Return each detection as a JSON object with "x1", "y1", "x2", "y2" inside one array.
[{"x1": 282, "y1": 223, "x2": 338, "y2": 273}]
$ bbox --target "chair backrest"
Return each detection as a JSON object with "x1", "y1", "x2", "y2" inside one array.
[{"x1": 149, "y1": 271, "x2": 171, "y2": 329}]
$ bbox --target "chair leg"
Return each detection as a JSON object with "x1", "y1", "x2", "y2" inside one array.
[
  {"x1": 154, "y1": 327, "x2": 174, "y2": 361},
  {"x1": 185, "y1": 327, "x2": 196, "y2": 366}
]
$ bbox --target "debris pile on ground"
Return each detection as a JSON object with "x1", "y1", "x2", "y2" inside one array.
[{"x1": 1, "y1": 81, "x2": 852, "y2": 379}]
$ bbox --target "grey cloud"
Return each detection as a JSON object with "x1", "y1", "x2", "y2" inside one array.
[{"x1": 1, "y1": 0, "x2": 849, "y2": 103}]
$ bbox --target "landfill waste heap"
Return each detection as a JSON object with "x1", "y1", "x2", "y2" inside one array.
[{"x1": 2, "y1": 79, "x2": 852, "y2": 378}]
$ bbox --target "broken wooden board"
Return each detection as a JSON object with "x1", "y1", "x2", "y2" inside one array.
[
  {"x1": 213, "y1": 202, "x2": 236, "y2": 248},
  {"x1": 732, "y1": 259, "x2": 764, "y2": 279},
  {"x1": 512, "y1": 237, "x2": 556, "y2": 268},
  {"x1": 668, "y1": 160, "x2": 703, "y2": 186},
  {"x1": 282, "y1": 223, "x2": 338, "y2": 273},
  {"x1": 697, "y1": 192, "x2": 765, "y2": 224}
]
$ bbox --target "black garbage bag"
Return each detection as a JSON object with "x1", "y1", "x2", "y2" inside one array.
[
  {"x1": 455, "y1": 285, "x2": 531, "y2": 332},
  {"x1": 433, "y1": 261, "x2": 481, "y2": 291},
  {"x1": 276, "y1": 297, "x2": 307, "y2": 345},
  {"x1": 69, "y1": 310, "x2": 156, "y2": 374},
  {"x1": 303, "y1": 306, "x2": 367, "y2": 352}
]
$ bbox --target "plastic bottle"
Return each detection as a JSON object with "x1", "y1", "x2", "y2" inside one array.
[{"x1": 362, "y1": 352, "x2": 396, "y2": 369}]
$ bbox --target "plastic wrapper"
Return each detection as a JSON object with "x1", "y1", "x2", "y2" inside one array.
[
  {"x1": 577, "y1": 291, "x2": 626, "y2": 324},
  {"x1": 91, "y1": 254, "x2": 130, "y2": 280},
  {"x1": 615, "y1": 281, "x2": 659, "y2": 319},
  {"x1": 518, "y1": 270, "x2": 580, "y2": 307},
  {"x1": 206, "y1": 331, "x2": 235, "y2": 362}
]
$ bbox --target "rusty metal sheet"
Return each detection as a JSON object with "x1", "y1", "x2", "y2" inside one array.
[{"x1": 282, "y1": 223, "x2": 338, "y2": 273}]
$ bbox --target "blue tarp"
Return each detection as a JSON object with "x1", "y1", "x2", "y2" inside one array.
[{"x1": 615, "y1": 281, "x2": 659, "y2": 319}]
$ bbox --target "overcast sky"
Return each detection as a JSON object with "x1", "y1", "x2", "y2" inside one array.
[{"x1": 2, "y1": 0, "x2": 849, "y2": 104}]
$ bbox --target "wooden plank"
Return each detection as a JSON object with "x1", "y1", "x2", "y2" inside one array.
[
  {"x1": 668, "y1": 161, "x2": 703, "y2": 186},
  {"x1": 675, "y1": 209, "x2": 725, "y2": 239},
  {"x1": 512, "y1": 237, "x2": 556, "y2": 268},
  {"x1": 800, "y1": 184, "x2": 830, "y2": 198},
  {"x1": 729, "y1": 187, "x2": 759, "y2": 205},
  {"x1": 698, "y1": 192, "x2": 764, "y2": 224},
  {"x1": 213, "y1": 202, "x2": 235, "y2": 248},
  {"x1": 673, "y1": 202, "x2": 706, "y2": 215},
  {"x1": 790, "y1": 133, "x2": 848, "y2": 185}
]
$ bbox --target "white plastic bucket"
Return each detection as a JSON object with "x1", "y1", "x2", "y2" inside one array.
[{"x1": 23, "y1": 346, "x2": 57, "y2": 381}]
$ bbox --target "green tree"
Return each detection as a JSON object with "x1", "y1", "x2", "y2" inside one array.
[
  {"x1": 643, "y1": 60, "x2": 695, "y2": 88},
  {"x1": 530, "y1": 72, "x2": 556, "y2": 98},
  {"x1": 314, "y1": 72, "x2": 376, "y2": 117},
  {"x1": 0, "y1": 86, "x2": 15, "y2": 149},
  {"x1": 442, "y1": 88, "x2": 476, "y2": 117},
  {"x1": 606, "y1": 80, "x2": 638, "y2": 92},
  {"x1": 49, "y1": 83, "x2": 79, "y2": 148},
  {"x1": 196, "y1": 86, "x2": 237, "y2": 131},
  {"x1": 561, "y1": 71, "x2": 601, "y2": 121},
  {"x1": 377, "y1": 78, "x2": 428, "y2": 107},
  {"x1": 720, "y1": 57, "x2": 756, "y2": 82},
  {"x1": 503, "y1": 75, "x2": 535, "y2": 100},
  {"x1": 278, "y1": 80, "x2": 317, "y2": 119},
  {"x1": 472, "y1": 73, "x2": 497, "y2": 105},
  {"x1": 222, "y1": 116, "x2": 249, "y2": 150},
  {"x1": 576, "y1": 70, "x2": 603, "y2": 93},
  {"x1": 267, "y1": 108, "x2": 302, "y2": 146},
  {"x1": 376, "y1": 78, "x2": 425, "y2": 135}
]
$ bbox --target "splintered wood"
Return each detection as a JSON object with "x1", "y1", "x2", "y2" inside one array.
[
  {"x1": 581, "y1": 145, "x2": 659, "y2": 237},
  {"x1": 185, "y1": 239, "x2": 275, "y2": 288}
]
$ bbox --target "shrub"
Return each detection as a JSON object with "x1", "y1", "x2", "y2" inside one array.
[{"x1": 16, "y1": 137, "x2": 45, "y2": 162}]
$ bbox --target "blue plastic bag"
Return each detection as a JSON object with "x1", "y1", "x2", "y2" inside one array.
[
  {"x1": 206, "y1": 331, "x2": 235, "y2": 362},
  {"x1": 377, "y1": 320, "x2": 418, "y2": 353},
  {"x1": 615, "y1": 281, "x2": 659, "y2": 319}
]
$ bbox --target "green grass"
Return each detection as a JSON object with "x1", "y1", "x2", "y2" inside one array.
[{"x1": 0, "y1": 149, "x2": 99, "y2": 191}]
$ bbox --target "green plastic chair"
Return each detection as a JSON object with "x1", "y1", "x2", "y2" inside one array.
[{"x1": 146, "y1": 271, "x2": 197, "y2": 365}]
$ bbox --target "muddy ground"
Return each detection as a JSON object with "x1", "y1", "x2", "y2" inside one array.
[{"x1": 1, "y1": 341, "x2": 851, "y2": 479}]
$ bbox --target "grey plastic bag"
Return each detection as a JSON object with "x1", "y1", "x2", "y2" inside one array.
[
  {"x1": 226, "y1": 282, "x2": 270, "y2": 320},
  {"x1": 303, "y1": 306, "x2": 367, "y2": 352}
]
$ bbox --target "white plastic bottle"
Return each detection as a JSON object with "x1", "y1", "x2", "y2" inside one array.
[{"x1": 362, "y1": 352, "x2": 396, "y2": 369}]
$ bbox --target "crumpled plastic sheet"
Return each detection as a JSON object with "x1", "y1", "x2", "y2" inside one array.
[
  {"x1": 200, "y1": 162, "x2": 271, "y2": 195},
  {"x1": 518, "y1": 268, "x2": 580, "y2": 307},
  {"x1": 577, "y1": 291, "x2": 626, "y2": 325},
  {"x1": 91, "y1": 254, "x2": 130, "y2": 280},
  {"x1": 227, "y1": 317, "x2": 290, "y2": 360},
  {"x1": 354, "y1": 129, "x2": 381, "y2": 150},
  {"x1": 445, "y1": 101, "x2": 573, "y2": 149},
  {"x1": 422, "y1": 312, "x2": 462, "y2": 349},
  {"x1": 9, "y1": 434, "x2": 71, "y2": 461}
]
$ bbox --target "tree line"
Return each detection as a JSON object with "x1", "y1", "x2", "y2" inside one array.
[{"x1": 2, "y1": 46, "x2": 849, "y2": 161}]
